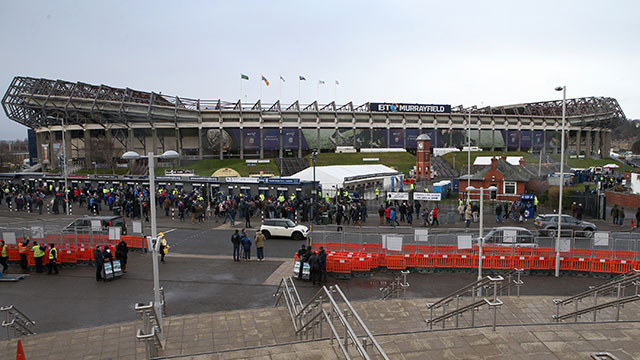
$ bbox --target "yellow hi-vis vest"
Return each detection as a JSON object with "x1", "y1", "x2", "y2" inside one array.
[
  {"x1": 375, "y1": 188, "x2": 379, "y2": 195},
  {"x1": 49, "y1": 248, "x2": 57, "y2": 260},
  {"x1": 33, "y1": 245, "x2": 44, "y2": 258},
  {"x1": 1, "y1": 244, "x2": 6, "y2": 257}
]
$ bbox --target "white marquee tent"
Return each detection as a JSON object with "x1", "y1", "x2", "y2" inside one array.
[{"x1": 288, "y1": 164, "x2": 401, "y2": 190}]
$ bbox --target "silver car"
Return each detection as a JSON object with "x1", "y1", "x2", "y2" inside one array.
[{"x1": 477, "y1": 226, "x2": 537, "y2": 248}]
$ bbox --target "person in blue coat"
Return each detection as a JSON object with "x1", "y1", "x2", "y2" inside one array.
[
  {"x1": 390, "y1": 208, "x2": 398, "y2": 228},
  {"x1": 241, "y1": 233, "x2": 252, "y2": 261}
]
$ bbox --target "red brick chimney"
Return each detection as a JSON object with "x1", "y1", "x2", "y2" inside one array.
[
  {"x1": 501, "y1": 154, "x2": 507, "y2": 161},
  {"x1": 491, "y1": 157, "x2": 498, "y2": 171}
]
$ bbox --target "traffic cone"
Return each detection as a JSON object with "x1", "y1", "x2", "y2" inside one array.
[{"x1": 16, "y1": 339, "x2": 25, "y2": 360}]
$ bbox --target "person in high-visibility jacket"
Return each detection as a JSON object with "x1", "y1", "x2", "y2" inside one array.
[
  {"x1": 18, "y1": 237, "x2": 29, "y2": 271},
  {"x1": 533, "y1": 195, "x2": 539, "y2": 213},
  {"x1": 47, "y1": 243, "x2": 59, "y2": 275},
  {"x1": 0, "y1": 240, "x2": 8, "y2": 273},
  {"x1": 375, "y1": 188, "x2": 380, "y2": 200},
  {"x1": 32, "y1": 241, "x2": 46, "y2": 273},
  {"x1": 410, "y1": 183, "x2": 415, "y2": 191}
]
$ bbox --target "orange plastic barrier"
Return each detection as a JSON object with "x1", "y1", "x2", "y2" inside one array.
[
  {"x1": 404, "y1": 253, "x2": 416, "y2": 268},
  {"x1": 434, "y1": 254, "x2": 455, "y2": 268},
  {"x1": 534, "y1": 248, "x2": 555, "y2": 257},
  {"x1": 491, "y1": 255, "x2": 513, "y2": 270},
  {"x1": 60, "y1": 249, "x2": 77, "y2": 265},
  {"x1": 331, "y1": 257, "x2": 353, "y2": 273},
  {"x1": 513, "y1": 256, "x2": 531, "y2": 269},
  {"x1": 362, "y1": 243, "x2": 381, "y2": 253},
  {"x1": 415, "y1": 254, "x2": 434, "y2": 268},
  {"x1": 615, "y1": 251, "x2": 635, "y2": 260},
  {"x1": 352, "y1": 256, "x2": 372, "y2": 272},
  {"x1": 571, "y1": 257, "x2": 591, "y2": 272},
  {"x1": 573, "y1": 249, "x2": 592, "y2": 258},
  {"x1": 611, "y1": 259, "x2": 635, "y2": 273},
  {"x1": 344, "y1": 243, "x2": 362, "y2": 253},
  {"x1": 385, "y1": 255, "x2": 407, "y2": 270},
  {"x1": 456, "y1": 254, "x2": 476, "y2": 268},
  {"x1": 530, "y1": 256, "x2": 552, "y2": 270},
  {"x1": 6, "y1": 248, "x2": 20, "y2": 261},
  {"x1": 593, "y1": 250, "x2": 613, "y2": 259},
  {"x1": 559, "y1": 256, "x2": 572, "y2": 271},
  {"x1": 591, "y1": 258, "x2": 612, "y2": 273}
]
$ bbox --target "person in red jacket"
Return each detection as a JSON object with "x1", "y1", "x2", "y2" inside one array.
[
  {"x1": 385, "y1": 207, "x2": 391, "y2": 225},
  {"x1": 432, "y1": 206, "x2": 439, "y2": 226}
]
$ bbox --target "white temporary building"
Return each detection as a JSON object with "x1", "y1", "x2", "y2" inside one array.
[
  {"x1": 473, "y1": 156, "x2": 523, "y2": 166},
  {"x1": 288, "y1": 164, "x2": 401, "y2": 190}
]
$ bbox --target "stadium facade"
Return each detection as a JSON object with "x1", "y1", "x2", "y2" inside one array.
[{"x1": 2, "y1": 76, "x2": 626, "y2": 171}]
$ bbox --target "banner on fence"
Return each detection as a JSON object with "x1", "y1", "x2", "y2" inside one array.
[
  {"x1": 413, "y1": 192, "x2": 442, "y2": 201},
  {"x1": 2, "y1": 232, "x2": 16, "y2": 245},
  {"x1": 387, "y1": 192, "x2": 409, "y2": 200},
  {"x1": 559, "y1": 238, "x2": 571, "y2": 252},
  {"x1": 30, "y1": 226, "x2": 44, "y2": 239},
  {"x1": 415, "y1": 229, "x2": 429, "y2": 242},
  {"x1": 133, "y1": 221, "x2": 142, "y2": 234},
  {"x1": 503, "y1": 229, "x2": 517, "y2": 243},
  {"x1": 91, "y1": 220, "x2": 101, "y2": 232},
  {"x1": 108, "y1": 227, "x2": 121, "y2": 241},
  {"x1": 594, "y1": 232, "x2": 609, "y2": 246},
  {"x1": 457, "y1": 235, "x2": 472, "y2": 249}
]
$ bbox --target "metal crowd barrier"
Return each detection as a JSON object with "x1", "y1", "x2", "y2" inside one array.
[{"x1": 135, "y1": 302, "x2": 164, "y2": 359}]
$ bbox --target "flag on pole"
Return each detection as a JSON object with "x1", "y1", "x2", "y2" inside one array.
[
  {"x1": 335, "y1": 80, "x2": 340, "y2": 85},
  {"x1": 299, "y1": 76, "x2": 306, "y2": 81},
  {"x1": 241, "y1": 74, "x2": 249, "y2": 80},
  {"x1": 280, "y1": 75, "x2": 285, "y2": 82},
  {"x1": 319, "y1": 80, "x2": 325, "y2": 85},
  {"x1": 261, "y1": 75, "x2": 270, "y2": 86}
]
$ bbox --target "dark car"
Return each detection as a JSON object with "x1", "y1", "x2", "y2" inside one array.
[
  {"x1": 64, "y1": 215, "x2": 128, "y2": 235},
  {"x1": 534, "y1": 214, "x2": 596, "y2": 237}
]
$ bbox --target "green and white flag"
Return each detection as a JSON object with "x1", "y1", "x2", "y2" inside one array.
[{"x1": 241, "y1": 74, "x2": 249, "y2": 80}]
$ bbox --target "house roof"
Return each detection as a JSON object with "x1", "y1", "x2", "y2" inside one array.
[{"x1": 459, "y1": 159, "x2": 531, "y2": 182}]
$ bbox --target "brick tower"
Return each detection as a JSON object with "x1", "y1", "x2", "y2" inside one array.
[{"x1": 416, "y1": 133, "x2": 431, "y2": 181}]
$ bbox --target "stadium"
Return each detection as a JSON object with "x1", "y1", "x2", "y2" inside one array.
[{"x1": 1, "y1": 76, "x2": 627, "y2": 172}]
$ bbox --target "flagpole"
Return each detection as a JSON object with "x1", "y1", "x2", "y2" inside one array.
[
  {"x1": 279, "y1": 78, "x2": 282, "y2": 101},
  {"x1": 317, "y1": 83, "x2": 319, "y2": 103},
  {"x1": 334, "y1": 82, "x2": 337, "y2": 103},
  {"x1": 240, "y1": 78, "x2": 243, "y2": 101},
  {"x1": 260, "y1": 79, "x2": 262, "y2": 102},
  {"x1": 298, "y1": 80, "x2": 301, "y2": 102}
]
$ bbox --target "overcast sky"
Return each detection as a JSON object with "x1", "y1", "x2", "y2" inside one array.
[{"x1": 0, "y1": 0, "x2": 638, "y2": 140}]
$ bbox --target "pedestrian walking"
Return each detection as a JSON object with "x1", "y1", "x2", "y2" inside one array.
[
  {"x1": 432, "y1": 206, "x2": 439, "y2": 226},
  {"x1": 47, "y1": 243, "x2": 59, "y2": 275},
  {"x1": 0, "y1": 240, "x2": 8, "y2": 273},
  {"x1": 318, "y1": 247, "x2": 327, "y2": 284},
  {"x1": 297, "y1": 244, "x2": 307, "y2": 280},
  {"x1": 255, "y1": 230, "x2": 266, "y2": 261},
  {"x1": 620, "y1": 207, "x2": 625, "y2": 226},
  {"x1": 465, "y1": 205, "x2": 472, "y2": 231},
  {"x1": 378, "y1": 205, "x2": 385, "y2": 225},
  {"x1": 158, "y1": 233, "x2": 169, "y2": 263},
  {"x1": 241, "y1": 232, "x2": 252, "y2": 261},
  {"x1": 115, "y1": 240, "x2": 129, "y2": 273},
  {"x1": 231, "y1": 229, "x2": 241, "y2": 261},
  {"x1": 32, "y1": 241, "x2": 46, "y2": 273},
  {"x1": 309, "y1": 250, "x2": 321, "y2": 285},
  {"x1": 94, "y1": 245, "x2": 104, "y2": 281},
  {"x1": 611, "y1": 205, "x2": 619, "y2": 225},
  {"x1": 495, "y1": 204, "x2": 502, "y2": 223},
  {"x1": 245, "y1": 209, "x2": 251, "y2": 228},
  {"x1": 390, "y1": 208, "x2": 398, "y2": 228},
  {"x1": 18, "y1": 237, "x2": 30, "y2": 271},
  {"x1": 636, "y1": 208, "x2": 640, "y2": 229}
]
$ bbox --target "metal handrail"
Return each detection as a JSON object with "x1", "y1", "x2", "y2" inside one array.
[
  {"x1": 380, "y1": 270, "x2": 410, "y2": 300},
  {"x1": 333, "y1": 285, "x2": 390, "y2": 360},
  {"x1": 274, "y1": 279, "x2": 389, "y2": 359},
  {"x1": 554, "y1": 270, "x2": 640, "y2": 306},
  {"x1": 426, "y1": 276, "x2": 494, "y2": 310},
  {"x1": 1, "y1": 305, "x2": 36, "y2": 339},
  {"x1": 553, "y1": 294, "x2": 640, "y2": 322},
  {"x1": 426, "y1": 299, "x2": 486, "y2": 325}
]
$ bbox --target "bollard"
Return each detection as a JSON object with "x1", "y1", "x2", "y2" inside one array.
[
  {"x1": 47, "y1": 203, "x2": 50, "y2": 214},
  {"x1": 171, "y1": 208, "x2": 175, "y2": 220},
  {"x1": 69, "y1": 204, "x2": 73, "y2": 216}
]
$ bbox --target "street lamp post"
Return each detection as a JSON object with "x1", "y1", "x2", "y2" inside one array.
[
  {"x1": 554, "y1": 86, "x2": 567, "y2": 278},
  {"x1": 467, "y1": 110, "x2": 471, "y2": 203},
  {"x1": 466, "y1": 185, "x2": 498, "y2": 284},
  {"x1": 121, "y1": 150, "x2": 179, "y2": 338},
  {"x1": 60, "y1": 116, "x2": 70, "y2": 215},
  {"x1": 312, "y1": 151, "x2": 317, "y2": 225}
]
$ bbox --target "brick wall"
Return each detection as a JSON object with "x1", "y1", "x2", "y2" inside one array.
[{"x1": 605, "y1": 190, "x2": 640, "y2": 209}]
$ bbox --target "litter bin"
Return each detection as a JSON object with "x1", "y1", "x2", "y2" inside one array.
[
  {"x1": 322, "y1": 212, "x2": 329, "y2": 225},
  {"x1": 113, "y1": 206, "x2": 121, "y2": 216},
  {"x1": 447, "y1": 212, "x2": 456, "y2": 224}
]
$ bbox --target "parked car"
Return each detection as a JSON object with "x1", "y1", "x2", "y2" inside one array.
[
  {"x1": 475, "y1": 226, "x2": 537, "y2": 247},
  {"x1": 64, "y1": 215, "x2": 128, "y2": 235},
  {"x1": 534, "y1": 214, "x2": 596, "y2": 237},
  {"x1": 259, "y1": 218, "x2": 308, "y2": 240}
]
